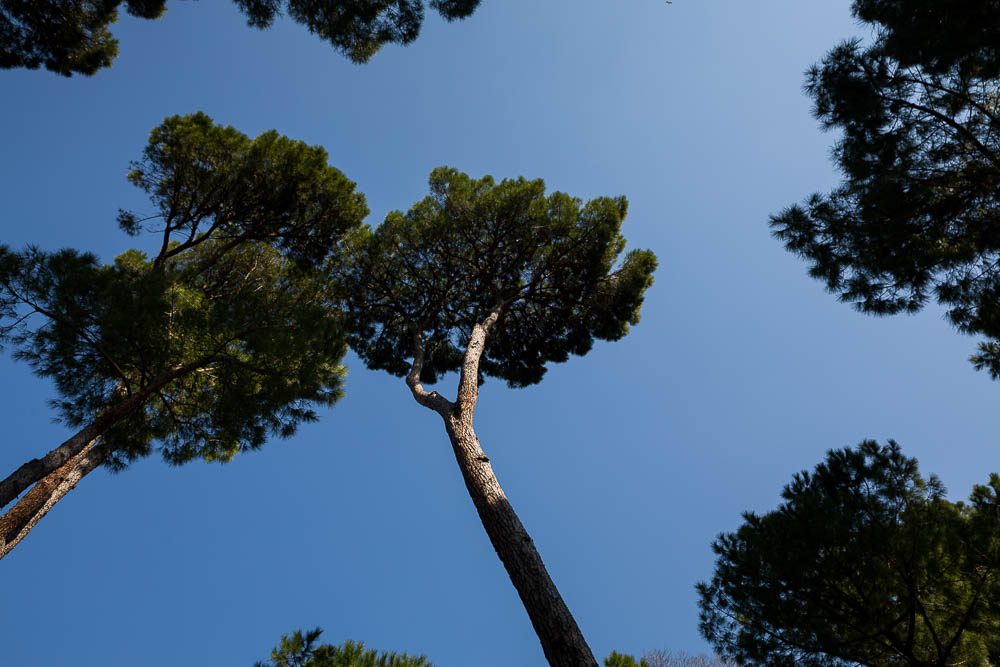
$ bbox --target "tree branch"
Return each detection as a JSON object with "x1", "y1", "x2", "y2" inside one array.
[
  {"x1": 856, "y1": 59, "x2": 1000, "y2": 171},
  {"x1": 1, "y1": 281, "x2": 134, "y2": 394},
  {"x1": 938, "y1": 568, "x2": 990, "y2": 663},
  {"x1": 405, "y1": 325, "x2": 454, "y2": 416},
  {"x1": 455, "y1": 303, "x2": 504, "y2": 421},
  {"x1": 912, "y1": 584, "x2": 945, "y2": 659}
]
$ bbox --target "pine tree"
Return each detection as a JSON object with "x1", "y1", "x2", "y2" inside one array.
[
  {"x1": 255, "y1": 628, "x2": 433, "y2": 667},
  {"x1": 0, "y1": 112, "x2": 367, "y2": 558},
  {"x1": 603, "y1": 651, "x2": 650, "y2": 667},
  {"x1": 337, "y1": 167, "x2": 657, "y2": 666},
  {"x1": 770, "y1": 0, "x2": 1000, "y2": 379},
  {"x1": 698, "y1": 441, "x2": 1000, "y2": 666}
]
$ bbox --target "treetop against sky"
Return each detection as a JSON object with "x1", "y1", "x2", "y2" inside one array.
[{"x1": 0, "y1": 1, "x2": 997, "y2": 666}]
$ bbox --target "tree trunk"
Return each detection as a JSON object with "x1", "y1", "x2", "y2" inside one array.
[
  {"x1": 442, "y1": 413, "x2": 599, "y2": 667},
  {"x1": 405, "y1": 313, "x2": 598, "y2": 666},
  {"x1": 0, "y1": 439, "x2": 106, "y2": 560},
  {"x1": 0, "y1": 422, "x2": 109, "y2": 510},
  {"x1": 0, "y1": 357, "x2": 216, "y2": 510}
]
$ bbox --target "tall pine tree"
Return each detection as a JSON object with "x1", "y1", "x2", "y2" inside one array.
[
  {"x1": 337, "y1": 168, "x2": 656, "y2": 666},
  {"x1": 0, "y1": 112, "x2": 367, "y2": 558}
]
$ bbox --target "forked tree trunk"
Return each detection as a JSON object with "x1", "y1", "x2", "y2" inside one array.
[
  {"x1": 0, "y1": 438, "x2": 106, "y2": 559},
  {"x1": 0, "y1": 408, "x2": 124, "y2": 510},
  {"x1": 404, "y1": 311, "x2": 598, "y2": 666},
  {"x1": 442, "y1": 413, "x2": 598, "y2": 667},
  {"x1": 0, "y1": 357, "x2": 217, "y2": 510}
]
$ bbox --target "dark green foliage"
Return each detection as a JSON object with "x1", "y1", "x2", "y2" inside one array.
[
  {"x1": 769, "y1": 1, "x2": 1000, "y2": 379},
  {"x1": 852, "y1": 1, "x2": 1000, "y2": 78},
  {"x1": 339, "y1": 167, "x2": 657, "y2": 387},
  {"x1": 118, "y1": 111, "x2": 368, "y2": 270},
  {"x1": 0, "y1": 112, "x2": 366, "y2": 469},
  {"x1": 255, "y1": 628, "x2": 433, "y2": 667},
  {"x1": 698, "y1": 441, "x2": 1000, "y2": 666},
  {"x1": 0, "y1": 0, "x2": 162, "y2": 76},
  {"x1": 0, "y1": 0, "x2": 483, "y2": 76}
]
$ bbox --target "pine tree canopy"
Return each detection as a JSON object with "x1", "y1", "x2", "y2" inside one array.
[
  {"x1": 255, "y1": 628, "x2": 434, "y2": 667},
  {"x1": 338, "y1": 167, "x2": 657, "y2": 389},
  {"x1": 0, "y1": 0, "x2": 483, "y2": 76},
  {"x1": 0, "y1": 112, "x2": 366, "y2": 470},
  {"x1": 335, "y1": 167, "x2": 654, "y2": 664},
  {"x1": 769, "y1": 0, "x2": 1000, "y2": 378},
  {"x1": 697, "y1": 441, "x2": 1000, "y2": 667}
]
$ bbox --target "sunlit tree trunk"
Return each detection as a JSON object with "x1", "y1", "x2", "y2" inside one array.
[
  {"x1": 442, "y1": 416, "x2": 598, "y2": 666},
  {"x1": 0, "y1": 359, "x2": 213, "y2": 510},
  {"x1": 0, "y1": 439, "x2": 106, "y2": 559},
  {"x1": 405, "y1": 310, "x2": 598, "y2": 666}
]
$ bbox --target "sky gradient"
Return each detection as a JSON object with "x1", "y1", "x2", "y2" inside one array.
[{"x1": 1, "y1": 2, "x2": 997, "y2": 665}]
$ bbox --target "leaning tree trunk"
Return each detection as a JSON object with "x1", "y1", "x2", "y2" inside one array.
[
  {"x1": 442, "y1": 413, "x2": 598, "y2": 667},
  {"x1": 0, "y1": 357, "x2": 215, "y2": 510},
  {"x1": 0, "y1": 438, "x2": 107, "y2": 559},
  {"x1": 404, "y1": 311, "x2": 598, "y2": 666}
]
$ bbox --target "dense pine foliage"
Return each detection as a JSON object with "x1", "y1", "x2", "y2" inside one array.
[
  {"x1": 771, "y1": 0, "x2": 1000, "y2": 378},
  {"x1": 698, "y1": 442, "x2": 1000, "y2": 666},
  {"x1": 0, "y1": 113, "x2": 367, "y2": 558},
  {"x1": 0, "y1": 0, "x2": 483, "y2": 75},
  {"x1": 339, "y1": 167, "x2": 657, "y2": 388},
  {"x1": 0, "y1": 112, "x2": 366, "y2": 469}
]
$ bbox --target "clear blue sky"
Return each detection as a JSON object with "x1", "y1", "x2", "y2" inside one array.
[{"x1": 1, "y1": 1, "x2": 996, "y2": 665}]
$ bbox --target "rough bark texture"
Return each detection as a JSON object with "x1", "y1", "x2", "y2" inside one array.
[
  {"x1": 407, "y1": 307, "x2": 598, "y2": 666},
  {"x1": 0, "y1": 439, "x2": 106, "y2": 560},
  {"x1": 0, "y1": 421, "x2": 110, "y2": 510},
  {"x1": 442, "y1": 414, "x2": 598, "y2": 667},
  {"x1": 0, "y1": 358, "x2": 215, "y2": 509}
]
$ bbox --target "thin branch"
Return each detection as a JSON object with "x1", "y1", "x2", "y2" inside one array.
[
  {"x1": 857, "y1": 60, "x2": 1000, "y2": 171},
  {"x1": 2, "y1": 281, "x2": 134, "y2": 394}
]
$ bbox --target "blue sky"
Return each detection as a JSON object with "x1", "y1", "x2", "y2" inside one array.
[{"x1": 1, "y1": 1, "x2": 997, "y2": 665}]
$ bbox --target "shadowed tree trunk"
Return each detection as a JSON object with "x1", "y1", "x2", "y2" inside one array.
[{"x1": 405, "y1": 309, "x2": 599, "y2": 667}]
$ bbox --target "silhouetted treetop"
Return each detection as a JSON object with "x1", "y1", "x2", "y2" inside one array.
[
  {"x1": 1, "y1": 0, "x2": 483, "y2": 76},
  {"x1": 698, "y1": 441, "x2": 1000, "y2": 666},
  {"x1": 770, "y1": 0, "x2": 1000, "y2": 379}
]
